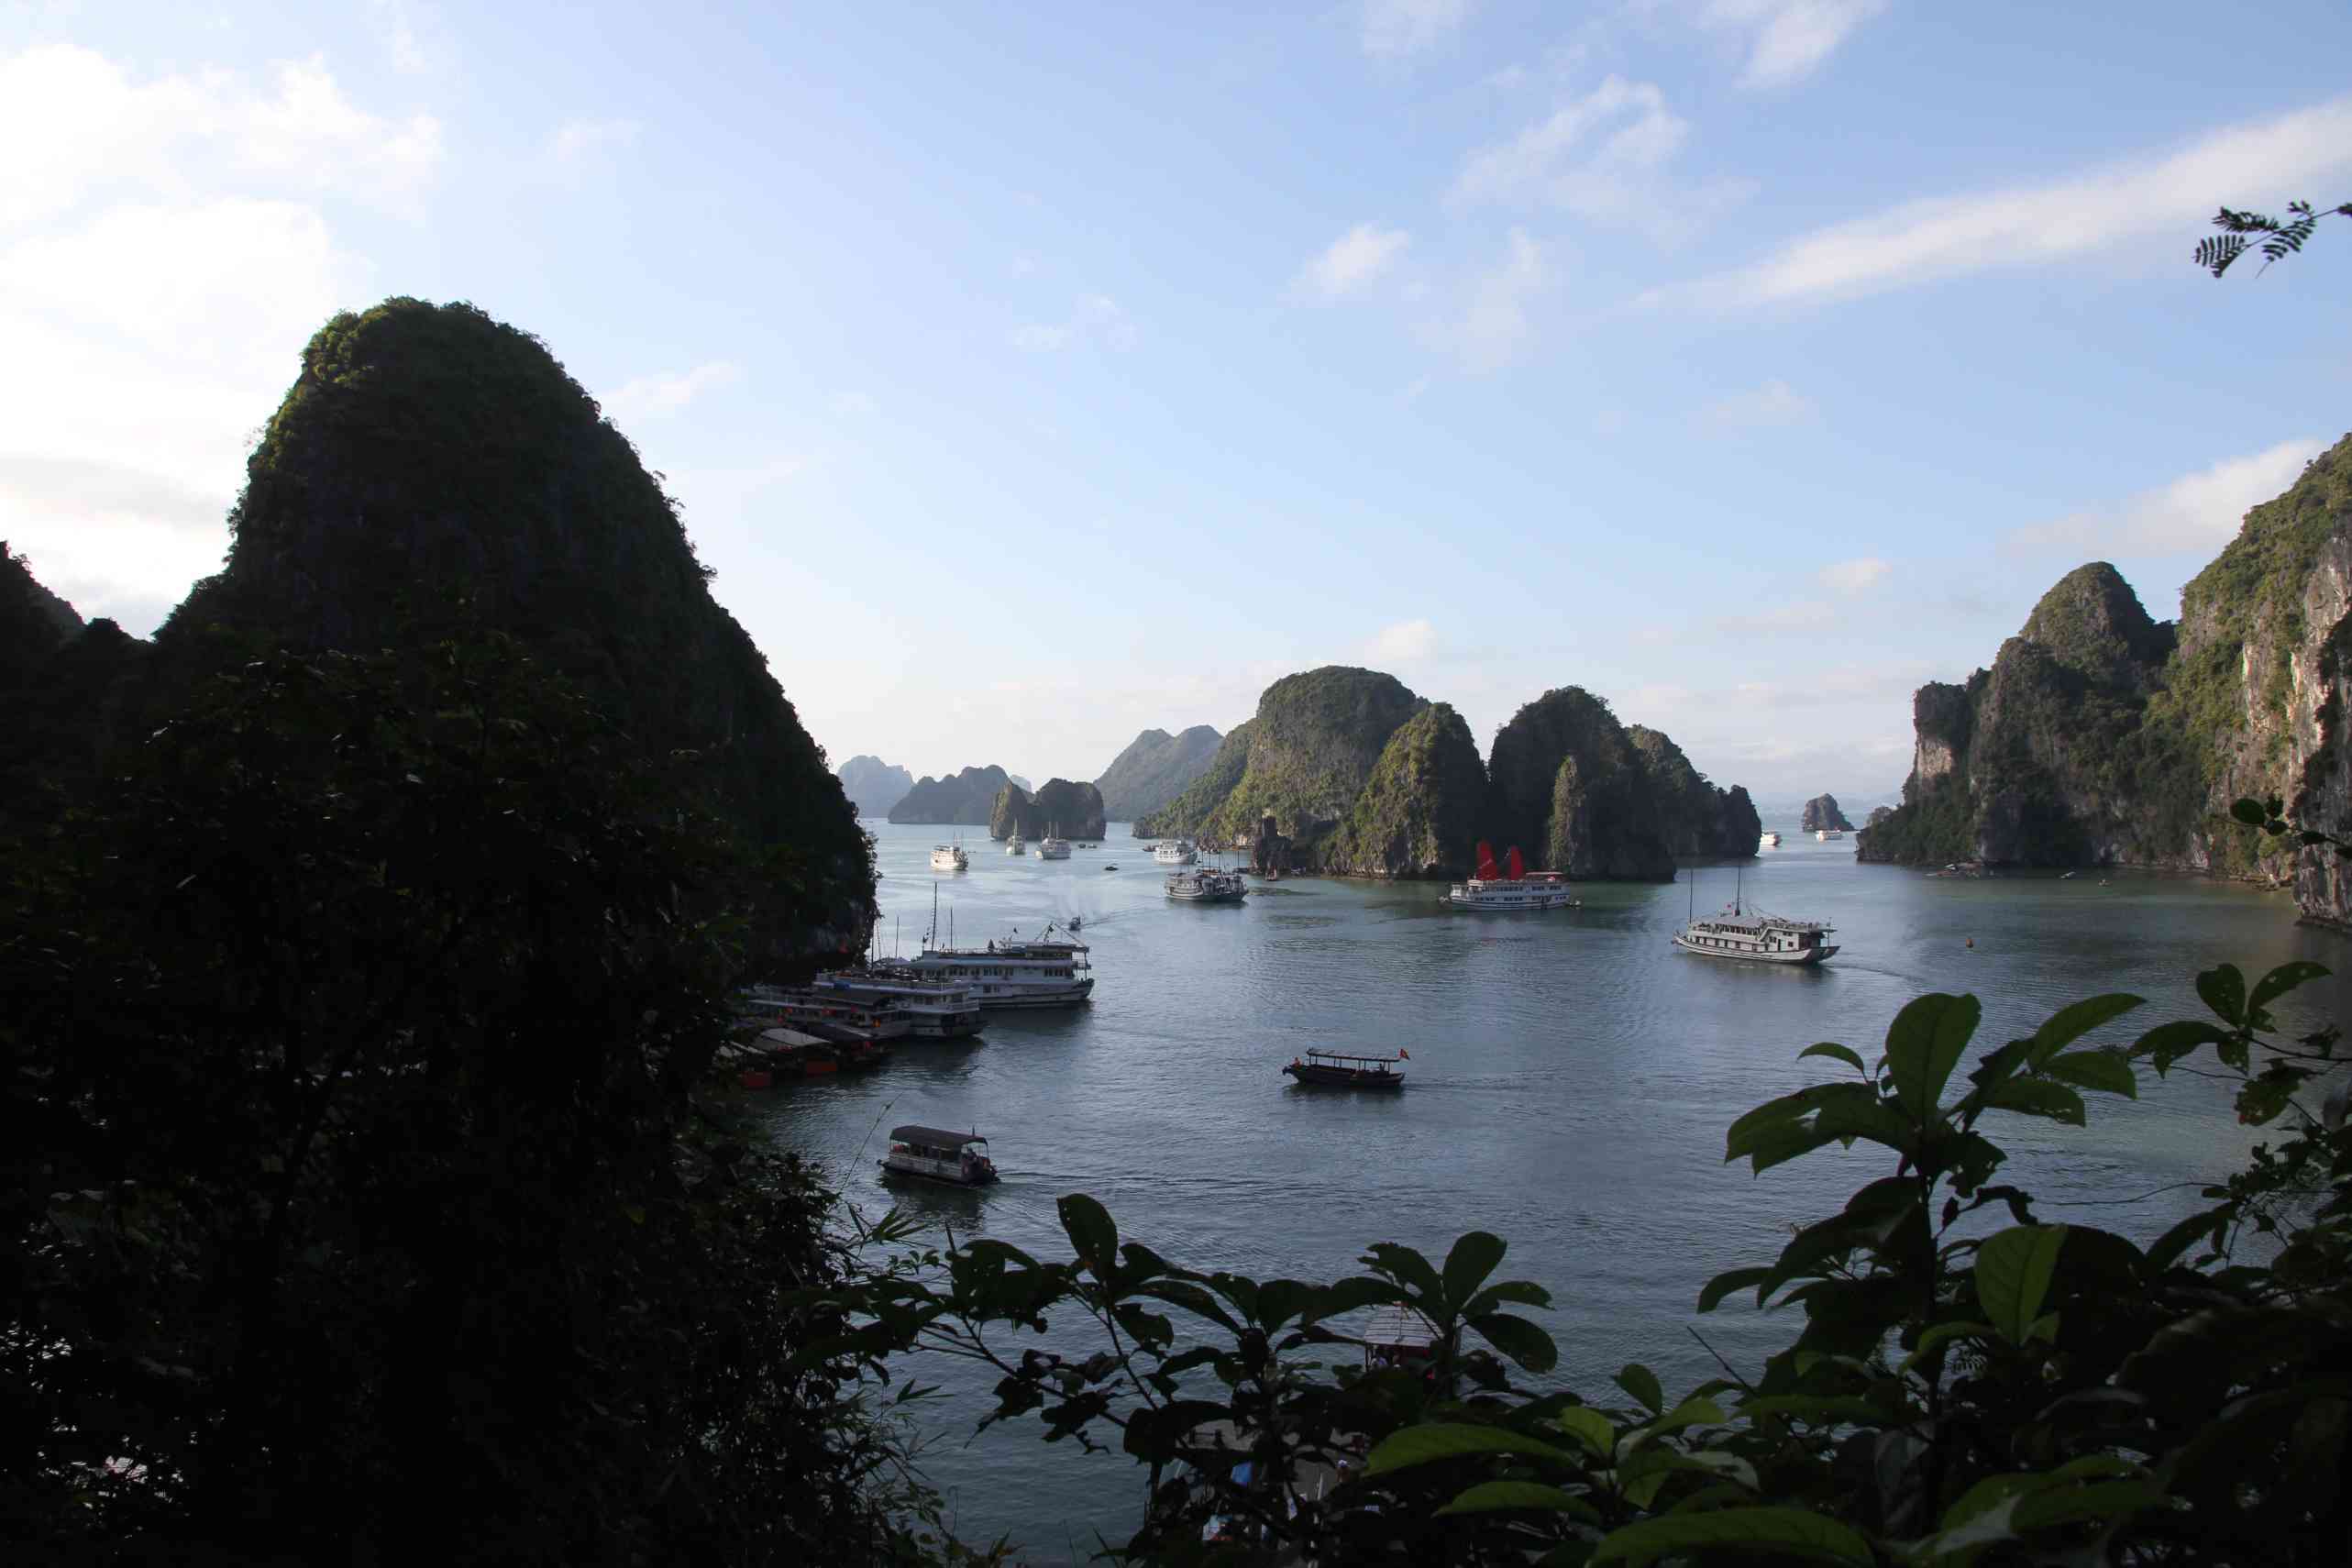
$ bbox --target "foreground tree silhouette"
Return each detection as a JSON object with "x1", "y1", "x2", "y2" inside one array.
[{"x1": 1, "y1": 632, "x2": 953, "y2": 1565}]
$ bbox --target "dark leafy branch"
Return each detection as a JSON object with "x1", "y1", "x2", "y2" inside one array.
[{"x1": 2195, "y1": 199, "x2": 2352, "y2": 277}]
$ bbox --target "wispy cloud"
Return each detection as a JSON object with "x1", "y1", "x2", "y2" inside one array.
[
  {"x1": 1368, "y1": 617, "x2": 1438, "y2": 662},
  {"x1": 1713, "y1": 600, "x2": 1835, "y2": 635},
  {"x1": 1699, "y1": 379, "x2": 1815, "y2": 430},
  {"x1": 1698, "y1": 0, "x2": 1885, "y2": 87},
  {"x1": 1011, "y1": 294, "x2": 1138, "y2": 352},
  {"x1": 829, "y1": 391, "x2": 878, "y2": 415},
  {"x1": 1669, "y1": 95, "x2": 2352, "y2": 309},
  {"x1": 1424, "y1": 228, "x2": 1553, "y2": 371},
  {"x1": 1819, "y1": 557, "x2": 1890, "y2": 592},
  {"x1": 1450, "y1": 76, "x2": 1752, "y2": 242},
  {"x1": 550, "y1": 117, "x2": 641, "y2": 163},
  {"x1": 598, "y1": 361, "x2": 744, "y2": 423},
  {"x1": 2004, "y1": 439, "x2": 2326, "y2": 557},
  {"x1": 369, "y1": 0, "x2": 426, "y2": 74},
  {"x1": 1361, "y1": 0, "x2": 1474, "y2": 58},
  {"x1": 1297, "y1": 222, "x2": 1411, "y2": 301}
]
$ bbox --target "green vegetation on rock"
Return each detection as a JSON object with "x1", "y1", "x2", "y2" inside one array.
[
  {"x1": 1862, "y1": 443, "x2": 2352, "y2": 911},
  {"x1": 889, "y1": 764, "x2": 1014, "y2": 825},
  {"x1": 1322, "y1": 703, "x2": 1487, "y2": 878},
  {"x1": 1092, "y1": 723, "x2": 1222, "y2": 821},
  {"x1": 1133, "y1": 721, "x2": 1255, "y2": 837},
  {"x1": 987, "y1": 778, "x2": 1107, "y2": 841},
  {"x1": 153, "y1": 297, "x2": 870, "y2": 964}
]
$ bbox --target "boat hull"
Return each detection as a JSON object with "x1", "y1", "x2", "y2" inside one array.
[
  {"x1": 878, "y1": 1157, "x2": 999, "y2": 1186},
  {"x1": 1284, "y1": 1064, "x2": 1405, "y2": 1089},
  {"x1": 1671, "y1": 935, "x2": 1839, "y2": 966},
  {"x1": 1444, "y1": 889, "x2": 1577, "y2": 911},
  {"x1": 1167, "y1": 889, "x2": 1246, "y2": 903}
]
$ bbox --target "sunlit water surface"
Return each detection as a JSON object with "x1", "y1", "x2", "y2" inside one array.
[{"x1": 761, "y1": 823, "x2": 2347, "y2": 1557}]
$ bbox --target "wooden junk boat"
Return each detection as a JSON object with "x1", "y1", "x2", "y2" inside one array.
[
  {"x1": 879, "y1": 1125, "x2": 999, "y2": 1187},
  {"x1": 1282, "y1": 1048, "x2": 1407, "y2": 1089}
]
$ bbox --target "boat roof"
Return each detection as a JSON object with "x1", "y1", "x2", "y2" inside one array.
[
  {"x1": 1362, "y1": 1304, "x2": 1441, "y2": 1349},
  {"x1": 1691, "y1": 907, "x2": 1832, "y2": 932},
  {"x1": 890, "y1": 1124, "x2": 987, "y2": 1148},
  {"x1": 1305, "y1": 1048, "x2": 1403, "y2": 1065},
  {"x1": 756, "y1": 1026, "x2": 827, "y2": 1048}
]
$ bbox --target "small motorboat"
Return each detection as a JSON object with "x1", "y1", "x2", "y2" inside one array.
[
  {"x1": 1103, "y1": 864, "x2": 1118, "y2": 871},
  {"x1": 1283, "y1": 1048, "x2": 1407, "y2": 1090},
  {"x1": 879, "y1": 1125, "x2": 999, "y2": 1186}
]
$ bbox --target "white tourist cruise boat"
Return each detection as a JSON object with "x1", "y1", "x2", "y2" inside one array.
[
  {"x1": 1032, "y1": 825, "x2": 1072, "y2": 860},
  {"x1": 1673, "y1": 873, "x2": 1837, "y2": 966},
  {"x1": 734, "y1": 985, "x2": 913, "y2": 1040},
  {"x1": 1444, "y1": 843, "x2": 1579, "y2": 911},
  {"x1": 1166, "y1": 866, "x2": 1246, "y2": 903},
  {"x1": 1760, "y1": 832, "x2": 1782, "y2": 849},
  {"x1": 879, "y1": 1125, "x2": 998, "y2": 1187},
  {"x1": 930, "y1": 841, "x2": 968, "y2": 872},
  {"x1": 1153, "y1": 838, "x2": 1197, "y2": 865},
  {"x1": 1815, "y1": 828, "x2": 1844, "y2": 843},
  {"x1": 907, "y1": 922, "x2": 1095, "y2": 1008},
  {"x1": 810, "y1": 966, "x2": 984, "y2": 1039}
]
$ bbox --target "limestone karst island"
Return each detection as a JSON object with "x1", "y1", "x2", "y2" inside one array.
[{"x1": 13, "y1": 8, "x2": 2352, "y2": 1566}]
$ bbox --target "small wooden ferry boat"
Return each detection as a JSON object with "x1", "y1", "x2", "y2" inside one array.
[
  {"x1": 1283, "y1": 1048, "x2": 1407, "y2": 1089},
  {"x1": 879, "y1": 1125, "x2": 999, "y2": 1186},
  {"x1": 1166, "y1": 866, "x2": 1247, "y2": 902}
]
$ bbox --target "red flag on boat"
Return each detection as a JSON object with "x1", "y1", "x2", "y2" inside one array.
[
  {"x1": 1398, "y1": 1048, "x2": 1409, "y2": 1059},
  {"x1": 1506, "y1": 846, "x2": 1524, "y2": 880}
]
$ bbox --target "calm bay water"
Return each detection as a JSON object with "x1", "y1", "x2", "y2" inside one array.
[{"x1": 765, "y1": 823, "x2": 2348, "y2": 1556}]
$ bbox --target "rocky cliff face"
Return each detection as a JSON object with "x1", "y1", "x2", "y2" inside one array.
[
  {"x1": 1094, "y1": 724, "x2": 1222, "y2": 822},
  {"x1": 2, "y1": 553, "x2": 149, "y2": 823},
  {"x1": 836, "y1": 755, "x2": 913, "y2": 817},
  {"x1": 1861, "y1": 436, "x2": 2352, "y2": 925},
  {"x1": 889, "y1": 765, "x2": 1013, "y2": 825},
  {"x1": 1321, "y1": 704, "x2": 1487, "y2": 878},
  {"x1": 1800, "y1": 794, "x2": 1854, "y2": 833},
  {"x1": 1486, "y1": 690, "x2": 1753, "y2": 880},
  {"x1": 1133, "y1": 668, "x2": 1424, "y2": 851},
  {"x1": 150, "y1": 298, "x2": 874, "y2": 964},
  {"x1": 988, "y1": 778, "x2": 1108, "y2": 841},
  {"x1": 1135, "y1": 723, "x2": 1254, "y2": 837}
]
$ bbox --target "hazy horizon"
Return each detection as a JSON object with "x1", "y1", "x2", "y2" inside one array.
[{"x1": 7, "y1": 3, "x2": 2347, "y2": 803}]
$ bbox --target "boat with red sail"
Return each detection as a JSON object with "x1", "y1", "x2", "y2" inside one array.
[{"x1": 1443, "y1": 842, "x2": 1579, "y2": 911}]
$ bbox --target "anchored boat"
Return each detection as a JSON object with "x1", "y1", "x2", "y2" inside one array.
[
  {"x1": 1166, "y1": 866, "x2": 1247, "y2": 902},
  {"x1": 930, "y1": 841, "x2": 968, "y2": 872},
  {"x1": 809, "y1": 966, "x2": 984, "y2": 1039},
  {"x1": 879, "y1": 1125, "x2": 999, "y2": 1186},
  {"x1": 1153, "y1": 837, "x2": 1197, "y2": 866},
  {"x1": 1283, "y1": 1048, "x2": 1407, "y2": 1089},
  {"x1": 906, "y1": 920, "x2": 1095, "y2": 1007}
]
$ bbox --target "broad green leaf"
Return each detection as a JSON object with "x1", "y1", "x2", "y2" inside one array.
[
  {"x1": 1552, "y1": 1405, "x2": 1616, "y2": 1458},
  {"x1": 2041, "y1": 1049, "x2": 2137, "y2": 1099},
  {"x1": 2026, "y1": 993, "x2": 2144, "y2": 1067},
  {"x1": 1614, "y1": 1364, "x2": 1664, "y2": 1415},
  {"x1": 1128, "y1": 1278, "x2": 1242, "y2": 1334},
  {"x1": 2013, "y1": 1479, "x2": 2171, "y2": 1530},
  {"x1": 1983, "y1": 1077, "x2": 2085, "y2": 1126},
  {"x1": 1470, "y1": 1311, "x2": 1558, "y2": 1372},
  {"x1": 2144, "y1": 1209, "x2": 2225, "y2": 1272},
  {"x1": 1056, "y1": 1193, "x2": 1117, "y2": 1278},
  {"x1": 1442, "y1": 1231, "x2": 1507, "y2": 1312},
  {"x1": 1812, "y1": 1090, "x2": 1915, "y2": 1153},
  {"x1": 1304, "y1": 1274, "x2": 1402, "y2": 1324},
  {"x1": 1723, "y1": 1088, "x2": 1826, "y2": 1159},
  {"x1": 2230, "y1": 797, "x2": 2269, "y2": 825},
  {"x1": 2249, "y1": 959, "x2": 2331, "y2": 1017},
  {"x1": 1884, "y1": 993, "x2": 1982, "y2": 1122},
  {"x1": 1898, "y1": 1320, "x2": 1994, "y2": 1375},
  {"x1": 1697, "y1": 1266, "x2": 1772, "y2": 1314},
  {"x1": 1976, "y1": 1225, "x2": 2068, "y2": 1343},
  {"x1": 1743, "y1": 1394, "x2": 1894, "y2": 1427},
  {"x1": 1436, "y1": 1479, "x2": 1591, "y2": 1517},
  {"x1": 2196, "y1": 964, "x2": 2247, "y2": 1028},
  {"x1": 1745, "y1": 1123, "x2": 1843, "y2": 1176},
  {"x1": 2128, "y1": 1020, "x2": 2232, "y2": 1075},
  {"x1": 1364, "y1": 1421, "x2": 1577, "y2": 1477},
  {"x1": 1365, "y1": 1241, "x2": 1445, "y2": 1305},
  {"x1": 1463, "y1": 1278, "x2": 1552, "y2": 1317},
  {"x1": 1624, "y1": 1396, "x2": 1727, "y2": 1448},
  {"x1": 1798, "y1": 1042, "x2": 1868, "y2": 1075},
  {"x1": 1592, "y1": 1506, "x2": 1872, "y2": 1566}
]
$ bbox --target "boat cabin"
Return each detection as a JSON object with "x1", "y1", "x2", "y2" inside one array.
[{"x1": 1361, "y1": 1304, "x2": 1443, "y2": 1373}]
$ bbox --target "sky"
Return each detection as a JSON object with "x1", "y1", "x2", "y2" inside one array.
[{"x1": 5, "y1": 1, "x2": 2349, "y2": 811}]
